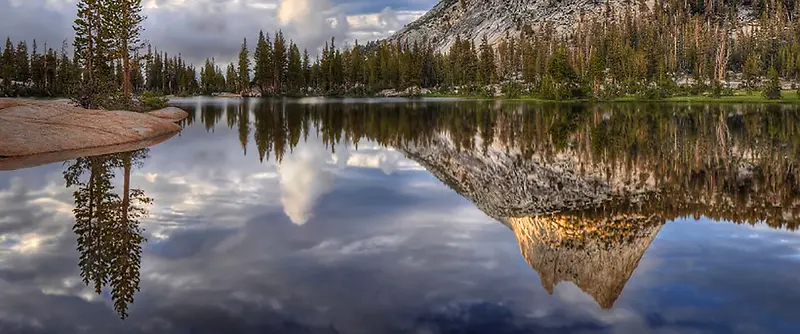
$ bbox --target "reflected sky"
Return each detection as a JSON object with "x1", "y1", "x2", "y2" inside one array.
[{"x1": 1, "y1": 99, "x2": 800, "y2": 333}]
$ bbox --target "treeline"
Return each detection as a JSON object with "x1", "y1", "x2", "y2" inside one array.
[
  {"x1": 198, "y1": 0, "x2": 800, "y2": 99},
  {"x1": 143, "y1": 46, "x2": 200, "y2": 95},
  {"x1": 0, "y1": 39, "x2": 77, "y2": 97},
  {"x1": 0, "y1": 0, "x2": 199, "y2": 101},
  {"x1": 0, "y1": 42, "x2": 200, "y2": 99},
  {"x1": 3, "y1": 0, "x2": 800, "y2": 100},
  {"x1": 197, "y1": 31, "x2": 313, "y2": 96}
]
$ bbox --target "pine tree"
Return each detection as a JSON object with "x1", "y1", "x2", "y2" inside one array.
[
  {"x1": 253, "y1": 31, "x2": 273, "y2": 95},
  {"x1": 763, "y1": 66, "x2": 782, "y2": 99},
  {"x1": 237, "y1": 38, "x2": 250, "y2": 93},
  {"x1": 310, "y1": 60, "x2": 321, "y2": 91},
  {"x1": 1, "y1": 38, "x2": 14, "y2": 90},
  {"x1": 14, "y1": 41, "x2": 29, "y2": 84},
  {"x1": 545, "y1": 47, "x2": 579, "y2": 100},
  {"x1": 130, "y1": 51, "x2": 144, "y2": 92},
  {"x1": 56, "y1": 40, "x2": 75, "y2": 96},
  {"x1": 302, "y1": 48, "x2": 311, "y2": 90},
  {"x1": 743, "y1": 54, "x2": 761, "y2": 90},
  {"x1": 273, "y1": 31, "x2": 287, "y2": 93},
  {"x1": 478, "y1": 35, "x2": 496, "y2": 85},
  {"x1": 332, "y1": 44, "x2": 344, "y2": 91},
  {"x1": 73, "y1": 0, "x2": 114, "y2": 108},
  {"x1": 31, "y1": 40, "x2": 43, "y2": 90},
  {"x1": 350, "y1": 40, "x2": 362, "y2": 86},
  {"x1": 107, "y1": 0, "x2": 145, "y2": 102},
  {"x1": 225, "y1": 63, "x2": 238, "y2": 92},
  {"x1": 587, "y1": 48, "x2": 606, "y2": 98},
  {"x1": 321, "y1": 41, "x2": 331, "y2": 91},
  {"x1": 287, "y1": 42, "x2": 303, "y2": 95}
]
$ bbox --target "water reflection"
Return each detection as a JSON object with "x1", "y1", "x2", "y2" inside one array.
[
  {"x1": 28, "y1": 98, "x2": 800, "y2": 327},
  {"x1": 178, "y1": 99, "x2": 800, "y2": 222},
  {"x1": 62, "y1": 150, "x2": 149, "y2": 318},
  {"x1": 177, "y1": 99, "x2": 800, "y2": 311},
  {"x1": 198, "y1": 100, "x2": 800, "y2": 228}
]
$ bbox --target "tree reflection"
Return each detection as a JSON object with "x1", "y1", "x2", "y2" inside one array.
[
  {"x1": 187, "y1": 101, "x2": 800, "y2": 230},
  {"x1": 182, "y1": 100, "x2": 800, "y2": 309},
  {"x1": 63, "y1": 149, "x2": 150, "y2": 319}
]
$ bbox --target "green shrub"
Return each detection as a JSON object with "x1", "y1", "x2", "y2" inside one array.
[
  {"x1": 722, "y1": 86, "x2": 735, "y2": 97},
  {"x1": 570, "y1": 85, "x2": 587, "y2": 99},
  {"x1": 598, "y1": 84, "x2": 622, "y2": 100},
  {"x1": 689, "y1": 83, "x2": 706, "y2": 96},
  {"x1": 478, "y1": 86, "x2": 494, "y2": 99},
  {"x1": 638, "y1": 85, "x2": 665, "y2": 100},
  {"x1": 501, "y1": 82, "x2": 523, "y2": 99},
  {"x1": 672, "y1": 85, "x2": 691, "y2": 97},
  {"x1": 711, "y1": 81, "x2": 723, "y2": 98},
  {"x1": 139, "y1": 91, "x2": 169, "y2": 111},
  {"x1": 538, "y1": 75, "x2": 556, "y2": 100},
  {"x1": 763, "y1": 67, "x2": 781, "y2": 100}
]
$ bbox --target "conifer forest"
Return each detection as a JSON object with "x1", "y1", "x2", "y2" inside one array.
[{"x1": 1, "y1": 0, "x2": 800, "y2": 102}]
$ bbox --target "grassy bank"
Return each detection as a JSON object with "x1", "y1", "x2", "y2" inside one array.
[
  {"x1": 657, "y1": 91, "x2": 800, "y2": 103},
  {"x1": 423, "y1": 90, "x2": 800, "y2": 104}
]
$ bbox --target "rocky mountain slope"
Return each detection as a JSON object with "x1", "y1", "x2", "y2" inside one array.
[{"x1": 390, "y1": 0, "x2": 758, "y2": 52}]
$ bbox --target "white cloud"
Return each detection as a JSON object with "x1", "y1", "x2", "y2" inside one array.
[{"x1": 0, "y1": 0, "x2": 431, "y2": 68}]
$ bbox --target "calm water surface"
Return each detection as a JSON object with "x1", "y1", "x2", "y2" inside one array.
[{"x1": 1, "y1": 98, "x2": 800, "y2": 333}]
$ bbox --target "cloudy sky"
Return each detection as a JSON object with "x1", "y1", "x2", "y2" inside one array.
[{"x1": 0, "y1": 0, "x2": 432, "y2": 66}]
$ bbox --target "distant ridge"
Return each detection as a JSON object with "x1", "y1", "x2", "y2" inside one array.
[{"x1": 389, "y1": 0, "x2": 761, "y2": 52}]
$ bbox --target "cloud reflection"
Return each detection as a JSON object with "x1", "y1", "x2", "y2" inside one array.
[
  {"x1": 1, "y1": 100, "x2": 800, "y2": 333},
  {"x1": 277, "y1": 139, "x2": 335, "y2": 225}
]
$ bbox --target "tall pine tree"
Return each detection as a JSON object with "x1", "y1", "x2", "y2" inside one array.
[
  {"x1": 253, "y1": 30, "x2": 273, "y2": 95},
  {"x1": 107, "y1": 0, "x2": 145, "y2": 101},
  {"x1": 237, "y1": 38, "x2": 250, "y2": 93},
  {"x1": 73, "y1": 0, "x2": 114, "y2": 108}
]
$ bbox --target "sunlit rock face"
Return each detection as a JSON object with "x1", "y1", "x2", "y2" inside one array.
[
  {"x1": 390, "y1": 0, "x2": 760, "y2": 52},
  {"x1": 505, "y1": 214, "x2": 663, "y2": 309}
]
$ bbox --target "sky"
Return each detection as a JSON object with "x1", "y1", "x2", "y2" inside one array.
[{"x1": 0, "y1": 0, "x2": 432, "y2": 66}]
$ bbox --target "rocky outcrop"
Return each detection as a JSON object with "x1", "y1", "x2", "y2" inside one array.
[
  {"x1": 390, "y1": 0, "x2": 759, "y2": 52},
  {"x1": 145, "y1": 107, "x2": 190, "y2": 122},
  {"x1": 378, "y1": 87, "x2": 432, "y2": 97},
  {"x1": 0, "y1": 99, "x2": 187, "y2": 170}
]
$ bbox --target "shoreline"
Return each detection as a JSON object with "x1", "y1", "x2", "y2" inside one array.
[
  {"x1": 421, "y1": 90, "x2": 800, "y2": 104},
  {"x1": 163, "y1": 90, "x2": 800, "y2": 104}
]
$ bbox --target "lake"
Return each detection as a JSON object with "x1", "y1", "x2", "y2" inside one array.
[{"x1": 1, "y1": 98, "x2": 799, "y2": 333}]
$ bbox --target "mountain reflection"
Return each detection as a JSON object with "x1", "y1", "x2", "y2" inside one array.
[
  {"x1": 62, "y1": 149, "x2": 150, "y2": 319},
  {"x1": 188, "y1": 99, "x2": 800, "y2": 230},
  {"x1": 180, "y1": 99, "x2": 800, "y2": 309}
]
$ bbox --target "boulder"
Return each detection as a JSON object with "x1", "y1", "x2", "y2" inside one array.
[
  {"x1": 0, "y1": 98, "x2": 187, "y2": 170},
  {"x1": 146, "y1": 107, "x2": 189, "y2": 122}
]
